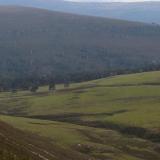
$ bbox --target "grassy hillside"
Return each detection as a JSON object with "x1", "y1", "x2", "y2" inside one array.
[
  {"x1": 1, "y1": 115, "x2": 160, "y2": 160},
  {"x1": 0, "y1": 71, "x2": 160, "y2": 129},
  {"x1": 0, "y1": 71, "x2": 160, "y2": 159},
  {"x1": 0, "y1": 121, "x2": 90, "y2": 160},
  {"x1": 0, "y1": 6, "x2": 160, "y2": 88}
]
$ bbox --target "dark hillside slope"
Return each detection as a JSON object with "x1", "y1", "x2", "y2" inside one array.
[
  {"x1": 0, "y1": 6, "x2": 160, "y2": 88},
  {"x1": 1, "y1": 1, "x2": 160, "y2": 24}
]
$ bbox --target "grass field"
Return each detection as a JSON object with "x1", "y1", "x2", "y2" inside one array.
[{"x1": 0, "y1": 71, "x2": 160, "y2": 159}]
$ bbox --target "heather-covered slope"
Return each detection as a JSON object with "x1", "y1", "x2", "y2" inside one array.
[
  {"x1": 0, "y1": 6, "x2": 160, "y2": 89},
  {"x1": 1, "y1": 1, "x2": 160, "y2": 24}
]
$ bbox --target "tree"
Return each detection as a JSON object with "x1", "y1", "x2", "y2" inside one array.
[
  {"x1": 30, "y1": 85, "x2": 39, "y2": 93},
  {"x1": 11, "y1": 88, "x2": 17, "y2": 93},
  {"x1": 64, "y1": 81, "x2": 70, "y2": 88},
  {"x1": 49, "y1": 83, "x2": 56, "y2": 92}
]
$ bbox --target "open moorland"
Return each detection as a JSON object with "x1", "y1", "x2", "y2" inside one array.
[{"x1": 0, "y1": 71, "x2": 160, "y2": 160}]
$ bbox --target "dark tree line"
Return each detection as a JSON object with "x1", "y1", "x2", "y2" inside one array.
[{"x1": 0, "y1": 63, "x2": 160, "y2": 92}]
